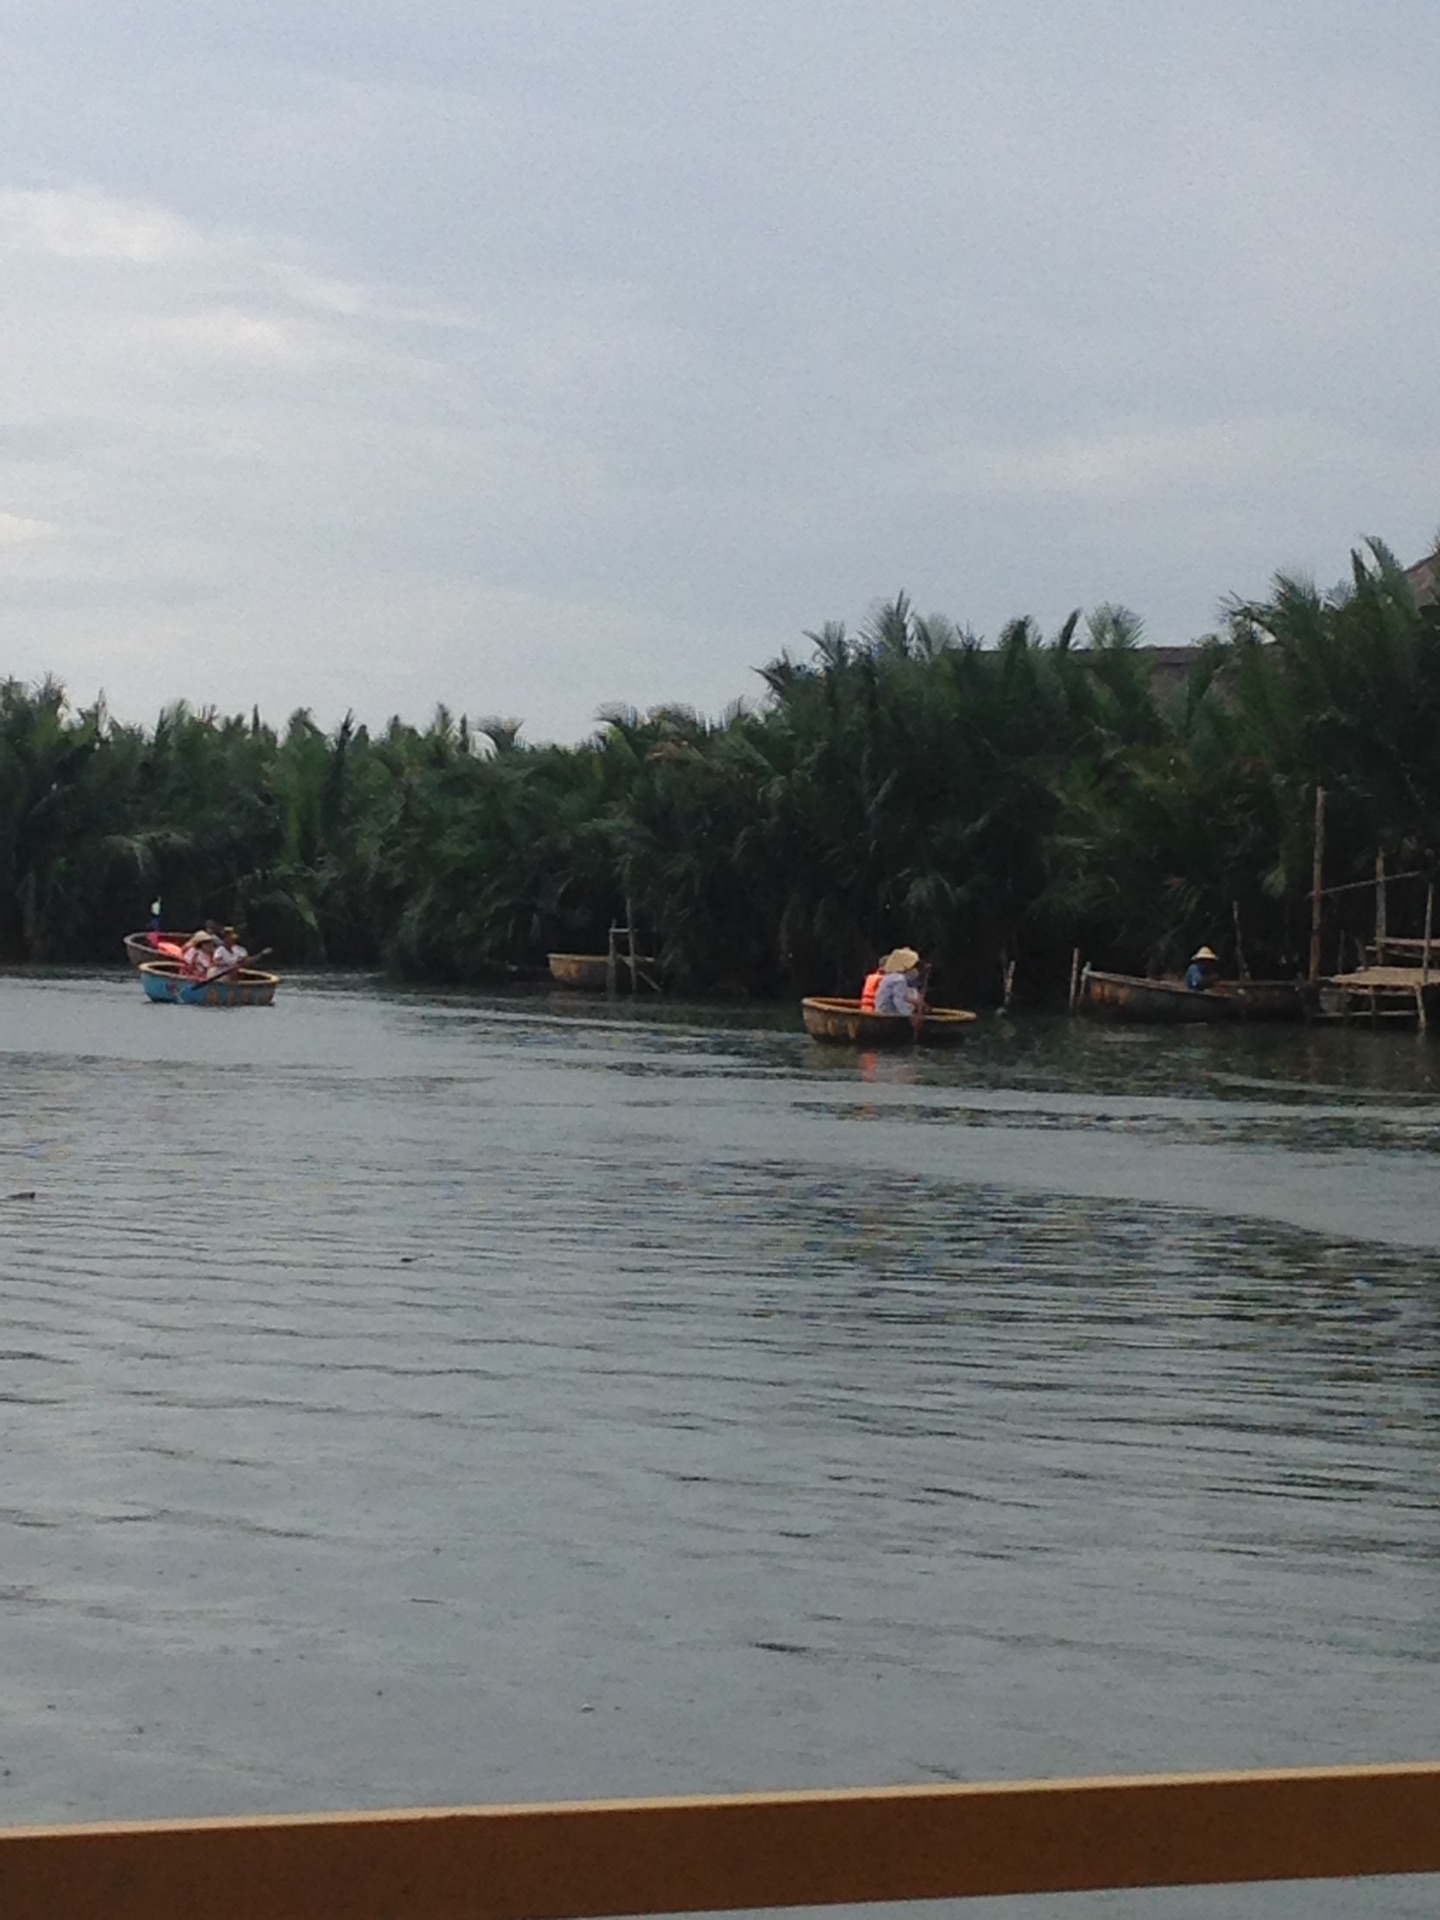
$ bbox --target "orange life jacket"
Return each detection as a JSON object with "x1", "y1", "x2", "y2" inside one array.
[{"x1": 860, "y1": 969, "x2": 884, "y2": 1010}]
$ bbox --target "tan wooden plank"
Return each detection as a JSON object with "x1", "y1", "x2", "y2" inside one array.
[{"x1": 3, "y1": 1763, "x2": 1440, "y2": 1920}]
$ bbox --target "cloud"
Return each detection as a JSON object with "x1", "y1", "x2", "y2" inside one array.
[
  {"x1": 1, "y1": 6, "x2": 1440, "y2": 739},
  {"x1": 144, "y1": 308, "x2": 308, "y2": 364},
  {"x1": 0, "y1": 511, "x2": 53, "y2": 544},
  {"x1": 0, "y1": 188, "x2": 199, "y2": 262}
]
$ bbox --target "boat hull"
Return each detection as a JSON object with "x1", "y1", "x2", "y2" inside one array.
[
  {"x1": 801, "y1": 996, "x2": 978, "y2": 1045},
  {"x1": 1078, "y1": 968, "x2": 1304, "y2": 1023},
  {"x1": 140, "y1": 961, "x2": 280, "y2": 1008},
  {"x1": 547, "y1": 951, "x2": 657, "y2": 991},
  {"x1": 548, "y1": 953, "x2": 613, "y2": 990}
]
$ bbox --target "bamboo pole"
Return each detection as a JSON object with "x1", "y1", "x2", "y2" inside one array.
[
  {"x1": 1308, "y1": 785, "x2": 1326, "y2": 982},
  {"x1": 605, "y1": 924, "x2": 617, "y2": 998},
  {"x1": 1068, "y1": 946, "x2": 1082, "y2": 1010},
  {"x1": 1420, "y1": 881, "x2": 1435, "y2": 1034},
  {"x1": 626, "y1": 895, "x2": 638, "y2": 996},
  {"x1": 1424, "y1": 882, "x2": 1434, "y2": 986},
  {"x1": 7, "y1": 1765, "x2": 1440, "y2": 1920},
  {"x1": 1231, "y1": 900, "x2": 1249, "y2": 980},
  {"x1": 1375, "y1": 851, "x2": 1388, "y2": 964}
]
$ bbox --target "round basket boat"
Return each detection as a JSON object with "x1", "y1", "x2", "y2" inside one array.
[
  {"x1": 548, "y1": 951, "x2": 658, "y2": 990},
  {"x1": 547, "y1": 952, "x2": 613, "y2": 990},
  {"x1": 139, "y1": 960, "x2": 280, "y2": 1008},
  {"x1": 123, "y1": 930, "x2": 189, "y2": 968},
  {"x1": 801, "y1": 996, "x2": 978, "y2": 1045}
]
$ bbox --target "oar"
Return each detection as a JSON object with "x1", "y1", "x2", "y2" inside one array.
[
  {"x1": 200, "y1": 947, "x2": 273, "y2": 986},
  {"x1": 911, "y1": 962, "x2": 933, "y2": 1039}
]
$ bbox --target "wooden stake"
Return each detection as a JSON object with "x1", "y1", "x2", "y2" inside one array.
[
  {"x1": 1375, "y1": 852, "x2": 1387, "y2": 964},
  {"x1": 1309, "y1": 786, "x2": 1326, "y2": 982},
  {"x1": 1424, "y1": 882, "x2": 1434, "y2": 985},
  {"x1": 1421, "y1": 882, "x2": 1434, "y2": 1042},
  {"x1": 1068, "y1": 946, "x2": 1082, "y2": 1011}
]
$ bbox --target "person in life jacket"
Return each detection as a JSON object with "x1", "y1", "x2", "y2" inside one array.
[{"x1": 860, "y1": 953, "x2": 890, "y2": 1010}]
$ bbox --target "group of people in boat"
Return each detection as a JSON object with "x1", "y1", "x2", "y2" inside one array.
[
  {"x1": 859, "y1": 946, "x2": 927, "y2": 1017},
  {"x1": 146, "y1": 921, "x2": 250, "y2": 982},
  {"x1": 856, "y1": 943, "x2": 1222, "y2": 1016}
]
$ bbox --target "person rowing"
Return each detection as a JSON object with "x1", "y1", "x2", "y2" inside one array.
[
  {"x1": 180, "y1": 929, "x2": 220, "y2": 979},
  {"x1": 211, "y1": 926, "x2": 249, "y2": 975},
  {"x1": 1185, "y1": 944, "x2": 1220, "y2": 992},
  {"x1": 872, "y1": 946, "x2": 923, "y2": 1017}
]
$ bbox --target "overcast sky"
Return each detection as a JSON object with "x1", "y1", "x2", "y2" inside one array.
[{"x1": 2, "y1": 2, "x2": 1438, "y2": 741}]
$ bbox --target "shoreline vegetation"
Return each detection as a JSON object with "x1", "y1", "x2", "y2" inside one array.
[{"x1": 3, "y1": 538, "x2": 1439, "y2": 1003}]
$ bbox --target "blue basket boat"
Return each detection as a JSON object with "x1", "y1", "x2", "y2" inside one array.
[{"x1": 139, "y1": 960, "x2": 280, "y2": 1008}]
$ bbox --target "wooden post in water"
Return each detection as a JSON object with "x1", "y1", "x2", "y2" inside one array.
[
  {"x1": 1068, "y1": 947, "x2": 1082, "y2": 1011},
  {"x1": 1375, "y1": 852, "x2": 1388, "y2": 965},
  {"x1": 626, "y1": 896, "x2": 639, "y2": 996},
  {"x1": 1309, "y1": 786, "x2": 1326, "y2": 982},
  {"x1": 1419, "y1": 881, "x2": 1435, "y2": 1034},
  {"x1": 605, "y1": 923, "x2": 618, "y2": 998}
]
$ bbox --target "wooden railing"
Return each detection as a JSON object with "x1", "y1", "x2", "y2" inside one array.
[{"x1": 4, "y1": 1762, "x2": 1440, "y2": 1919}]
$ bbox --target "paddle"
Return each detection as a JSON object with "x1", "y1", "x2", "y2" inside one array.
[
  {"x1": 199, "y1": 947, "x2": 272, "y2": 986},
  {"x1": 911, "y1": 961, "x2": 933, "y2": 1038}
]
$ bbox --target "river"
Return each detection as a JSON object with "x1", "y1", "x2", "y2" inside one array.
[{"x1": 2, "y1": 971, "x2": 1439, "y2": 1918}]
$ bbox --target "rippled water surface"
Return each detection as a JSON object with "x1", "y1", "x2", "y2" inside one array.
[{"x1": 3, "y1": 971, "x2": 1440, "y2": 1918}]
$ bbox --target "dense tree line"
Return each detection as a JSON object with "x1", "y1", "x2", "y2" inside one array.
[{"x1": 3, "y1": 539, "x2": 1438, "y2": 1001}]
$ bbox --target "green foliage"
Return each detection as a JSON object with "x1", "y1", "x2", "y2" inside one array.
[{"x1": 4, "y1": 538, "x2": 1439, "y2": 996}]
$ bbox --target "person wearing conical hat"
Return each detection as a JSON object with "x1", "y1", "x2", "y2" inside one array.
[
  {"x1": 873, "y1": 947, "x2": 923, "y2": 1016},
  {"x1": 1185, "y1": 944, "x2": 1220, "y2": 992},
  {"x1": 180, "y1": 928, "x2": 219, "y2": 981}
]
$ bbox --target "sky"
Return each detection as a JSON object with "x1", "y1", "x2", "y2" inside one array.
[{"x1": 1, "y1": 1, "x2": 1438, "y2": 743}]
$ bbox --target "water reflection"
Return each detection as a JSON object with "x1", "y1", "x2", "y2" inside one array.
[{"x1": 1, "y1": 975, "x2": 1439, "y2": 1916}]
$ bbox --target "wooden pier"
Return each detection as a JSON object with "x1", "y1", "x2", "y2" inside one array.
[{"x1": 1307, "y1": 966, "x2": 1440, "y2": 1033}]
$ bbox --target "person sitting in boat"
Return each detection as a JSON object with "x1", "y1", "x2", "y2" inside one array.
[
  {"x1": 873, "y1": 947, "x2": 922, "y2": 1016},
  {"x1": 860, "y1": 953, "x2": 889, "y2": 1010},
  {"x1": 1185, "y1": 945, "x2": 1220, "y2": 991},
  {"x1": 180, "y1": 929, "x2": 219, "y2": 980},
  {"x1": 211, "y1": 926, "x2": 248, "y2": 973}
]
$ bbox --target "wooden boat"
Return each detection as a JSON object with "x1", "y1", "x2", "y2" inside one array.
[
  {"x1": 548, "y1": 953, "x2": 612, "y2": 990},
  {"x1": 548, "y1": 951, "x2": 657, "y2": 991},
  {"x1": 139, "y1": 960, "x2": 280, "y2": 1008},
  {"x1": 1077, "y1": 966, "x2": 1304, "y2": 1023},
  {"x1": 801, "y1": 996, "x2": 978, "y2": 1045},
  {"x1": 123, "y1": 930, "x2": 190, "y2": 968}
]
